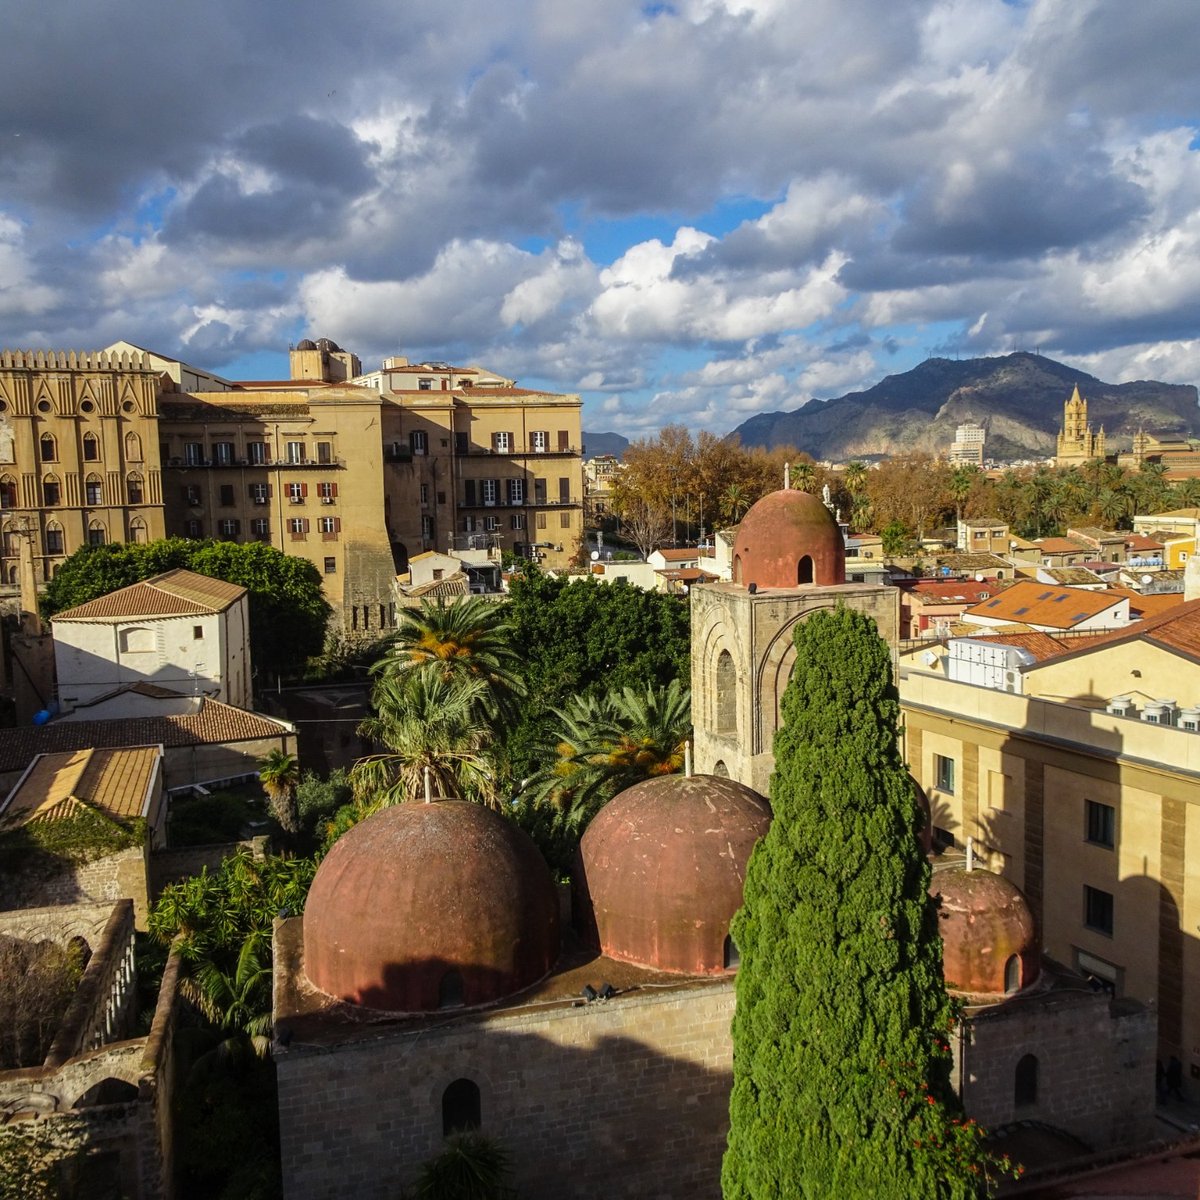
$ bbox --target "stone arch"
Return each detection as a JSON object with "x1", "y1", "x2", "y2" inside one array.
[
  {"x1": 797, "y1": 554, "x2": 814, "y2": 585},
  {"x1": 696, "y1": 613, "x2": 743, "y2": 739},
  {"x1": 119, "y1": 627, "x2": 155, "y2": 654},
  {"x1": 755, "y1": 604, "x2": 838, "y2": 753},
  {"x1": 715, "y1": 649, "x2": 737, "y2": 734},
  {"x1": 56, "y1": 1044, "x2": 145, "y2": 1106},
  {"x1": 72, "y1": 1077, "x2": 139, "y2": 1108},
  {"x1": 712, "y1": 759, "x2": 729, "y2": 778},
  {"x1": 39, "y1": 432, "x2": 57, "y2": 462},
  {"x1": 441, "y1": 1078, "x2": 481, "y2": 1135},
  {"x1": 1014, "y1": 1053, "x2": 1038, "y2": 1107}
]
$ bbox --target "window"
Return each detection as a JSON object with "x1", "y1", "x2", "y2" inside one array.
[
  {"x1": 288, "y1": 482, "x2": 305, "y2": 503},
  {"x1": 798, "y1": 554, "x2": 814, "y2": 585},
  {"x1": 441, "y1": 1078, "x2": 480, "y2": 1135},
  {"x1": 1085, "y1": 800, "x2": 1115, "y2": 848},
  {"x1": 507, "y1": 478, "x2": 524, "y2": 505},
  {"x1": 0, "y1": 477, "x2": 15, "y2": 508},
  {"x1": 193, "y1": 626, "x2": 204, "y2": 640},
  {"x1": 464, "y1": 480, "x2": 476, "y2": 506},
  {"x1": 85, "y1": 477, "x2": 103, "y2": 505},
  {"x1": 124, "y1": 432, "x2": 142, "y2": 462},
  {"x1": 218, "y1": 519, "x2": 240, "y2": 539},
  {"x1": 716, "y1": 650, "x2": 736, "y2": 733},
  {"x1": 421, "y1": 514, "x2": 433, "y2": 538},
  {"x1": 437, "y1": 491, "x2": 446, "y2": 505},
  {"x1": 1084, "y1": 885, "x2": 1114, "y2": 935},
  {"x1": 536, "y1": 512, "x2": 547, "y2": 530},
  {"x1": 934, "y1": 754, "x2": 955, "y2": 795},
  {"x1": 184, "y1": 484, "x2": 202, "y2": 506},
  {"x1": 319, "y1": 516, "x2": 339, "y2": 535},
  {"x1": 558, "y1": 477, "x2": 570, "y2": 503},
  {"x1": 1014, "y1": 1055, "x2": 1038, "y2": 1107},
  {"x1": 45, "y1": 525, "x2": 63, "y2": 555},
  {"x1": 184, "y1": 519, "x2": 203, "y2": 538},
  {"x1": 248, "y1": 441, "x2": 268, "y2": 465},
  {"x1": 184, "y1": 442, "x2": 204, "y2": 466},
  {"x1": 454, "y1": 431, "x2": 468, "y2": 456},
  {"x1": 410, "y1": 431, "x2": 427, "y2": 455},
  {"x1": 723, "y1": 933, "x2": 740, "y2": 970},
  {"x1": 213, "y1": 441, "x2": 235, "y2": 466},
  {"x1": 127, "y1": 474, "x2": 144, "y2": 504},
  {"x1": 323, "y1": 556, "x2": 337, "y2": 574},
  {"x1": 130, "y1": 518, "x2": 148, "y2": 544},
  {"x1": 288, "y1": 517, "x2": 308, "y2": 536},
  {"x1": 43, "y1": 476, "x2": 60, "y2": 506},
  {"x1": 531, "y1": 430, "x2": 548, "y2": 453},
  {"x1": 484, "y1": 515, "x2": 500, "y2": 531},
  {"x1": 318, "y1": 481, "x2": 337, "y2": 501},
  {"x1": 219, "y1": 484, "x2": 235, "y2": 506},
  {"x1": 420, "y1": 484, "x2": 429, "y2": 504},
  {"x1": 419, "y1": 377, "x2": 434, "y2": 391},
  {"x1": 87, "y1": 522, "x2": 106, "y2": 546},
  {"x1": 481, "y1": 479, "x2": 497, "y2": 506},
  {"x1": 492, "y1": 431, "x2": 511, "y2": 453},
  {"x1": 1004, "y1": 954, "x2": 1021, "y2": 995},
  {"x1": 316, "y1": 441, "x2": 332, "y2": 464},
  {"x1": 250, "y1": 483, "x2": 268, "y2": 505},
  {"x1": 251, "y1": 518, "x2": 270, "y2": 540},
  {"x1": 39, "y1": 434, "x2": 57, "y2": 462},
  {"x1": 558, "y1": 429, "x2": 570, "y2": 451},
  {"x1": 82, "y1": 433, "x2": 99, "y2": 461},
  {"x1": 560, "y1": 511, "x2": 570, "y2": 529},
  {"x1": 286, "y1": 441, "x2": 305, "y2": 464},
  {"x1": 511, "y1": 513, "x2": 525, "y2": 530}
]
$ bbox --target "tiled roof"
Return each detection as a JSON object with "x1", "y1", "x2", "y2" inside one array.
[
  {"x1": 1, "y1": 746, "x2": 160, "y2": 827},
  {"x1": 962, "y1": 631, "x2": 1069, "y2": 662},
  {"x1": 1036, "y1": 537, "x2": 1090, "y2": 554},
  {"x1": 932, "y1": 553, "x2": 1012, "y2": 572},
  {"x1": 53, "y1": 569, "x2": 245, "y2": 620},
  {"x1": 0, "y1": 698, "x2": 291, "y2": 776},
  {"x1": 656, "y1": 548, "x2": 701, "y2": 562},
  {"x1": 1125, "y1": 534, "x2": 1165, "y2": 552},
  {"x1": 902, "y1": 580, "x2": 1001, "y2": 604},
  {"x1": 1044, "y1": 568, "x2": 1104, "y2": 586},
  {"x1": 1026, "y1": 597, "x2": 1200, "y2": 669},
  {"x1": 1103, "y1": 586, "x2": 1185, "y2": 619},
  {"x1": 963, "y1": 580, "x2": 1124, "y2": 629}
]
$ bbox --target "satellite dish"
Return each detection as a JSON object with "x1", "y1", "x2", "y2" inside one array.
[
  {"x1": 680, "y1": 584, "x2": 690, "y2": 595},
  {"x1": 974, "y1": 573, "x2": 984, "y2": 582},
  {"x1": 1142, "y1": 574, "x2": 1152, "y2": 585},
  {"x1": 590, "y1": 550, "x2": 599, "y2": 561},
  {"x1": 921, "y1": 651, "x2": 938, "y2": 667}
]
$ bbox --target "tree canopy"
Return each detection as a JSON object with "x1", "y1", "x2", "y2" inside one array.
[
  {"x1": 723, "y1": 607, "x2": 993, "y2": 1198},
  {"x1": 41, "y1": 538, "x2": 331, "y2": 677}
]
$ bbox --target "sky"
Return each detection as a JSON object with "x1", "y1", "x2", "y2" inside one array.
[{"x1": 1, "y1": 0, "x2": 1198, "y2": 437}]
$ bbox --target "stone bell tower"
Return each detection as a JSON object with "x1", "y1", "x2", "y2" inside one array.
[{"x1": 690, "y1": 488, "x2": 899, "y2": 794}]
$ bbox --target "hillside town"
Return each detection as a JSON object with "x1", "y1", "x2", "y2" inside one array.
[{"x1": 0, "y1": 338, "x2": 1197, "y2": 1198}]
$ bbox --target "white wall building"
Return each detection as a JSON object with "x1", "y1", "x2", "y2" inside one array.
[{"x1": 51, "y1": 569, "x2": 252, "y2": 713}]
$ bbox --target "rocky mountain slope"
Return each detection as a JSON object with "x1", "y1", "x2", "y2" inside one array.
[{"x1": 728, "y1": 353, "x2": 1199, "y2": 461}]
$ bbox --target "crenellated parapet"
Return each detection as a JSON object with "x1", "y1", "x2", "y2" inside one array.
[{"x1": 0, "y1": 348, "x2": 156, "y2": 373}]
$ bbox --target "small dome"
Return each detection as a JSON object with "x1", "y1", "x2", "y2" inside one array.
[
  {"x1": 295, "y1": 339, "x2": 317, "y2": 351},
  {"x1": 304, "y1": 802, "x2": 559, "y2": 1012},
  {"x1": 574, "y1": 774, "x2": 771, "y2": 974},
  {"x1": 932, "y1": 868, "x2": 1039, "y2": 999},
  {"x1": 732, "y1": 489, "x2": 845, "y2": 589},
  {"x1": 315, "y1": 336, "x2": 340, "y2": 352}
]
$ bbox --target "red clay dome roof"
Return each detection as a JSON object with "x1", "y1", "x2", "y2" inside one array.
[
  {"x1": 732, "y1": 489, "x2": 845, "y2": 589},
  {"x1": 304, "y1": 801, "x2": 559, "y2": 1012},
  {"x1": 574, "y1": 774, "x2": 772, "y2": 974},
  {"x1": 932, "y1": 867, "x2": 1039, "y2": 999}
]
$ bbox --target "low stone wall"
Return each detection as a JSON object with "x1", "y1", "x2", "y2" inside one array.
[
  {"x1": 149, "y1": 836, "x2": 268, "y2": 897},
  {"x1": 277, "y1": 980, "x2": 737, "y2": 1200},
  {"x1": 0, "y1": 844, "x2": 150, "y2": 928}
]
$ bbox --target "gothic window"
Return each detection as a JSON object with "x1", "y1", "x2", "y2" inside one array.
[
  {"x1": 82, "y1": 432, "x2": 99, "y2": 461},
  {"x1": 723, "y1": 933, "x2": 740, "y2": 970},
  {"x1": 441, "y1": 1078, "x2": 481, "y2": 1136},
  {"x1": 712, "y1": 760, "x2": 729, "y2": 779},
  {"x1": 0, "y1": 476, "x2": 15, "y2": 509},
  {"x1": 39, "y1": 434, "x2": 57, "y2": 462},
  {"x1": 87, "y1": 521, "x2": 106, "y2": 547},
  {"x1": 715, "y1": 650, "x2": 736, "y2": 734},
  {"x1": 1004, "y1": 954, "x2": 1020, "y2": 995},
  {"x1": 130, "y1": 519, "x2": 148, "y2": 545},
  {"x1": 85, "y1": 475, "x2": 103, "y2": 505},
  {"x1": 798, "y1": 555, "x2": 814, "y2": 585},
  {"x1": 124, "y1": 432, "x2": 143, "y2": 461},
  {"x1": 45, "y1": 523, "x2": 64, "y2": 555},
  {"x1": 1014, "y1": 1054, "x2": 1038, "y2": 1107},
  {"x1": 42, "y1": 475, "x2": 61, "y2": 506},
  {"x1": 127, "y1": 473, "x2": 144, "y2": 504}
]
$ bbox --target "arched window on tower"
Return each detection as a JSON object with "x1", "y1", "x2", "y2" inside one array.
[
  {"x1": 130, "y1": 518, "x2": 148, "y2": 544},
  {"x1": 0, "y1": 476, "x2": 15, "y2": 509},
  {"x1": 124, "y1": 431, "x2": 143, "y2": 462},
  {"x1": 39, "y1": 433, "x2": 57, "y2": 462},
  {"x1": 712, "y1": 760, "x2": 729, "y2": 779},
  {"x1": 442, "y1": 1078, "x2": 481, "y2": 1136},
  {"x1": 127, "y1": 473, "x2": 144, "y2": 505},
  {"x1": 797, "y1": 554, "x2": 814, "y2": 585},
  {"x1": 1014, "y1": 1054, "x2": 1038, "y2": 1107},
  {"x1": 723, "y1": 932, "x2": 740, "y2": 970},
  {"x1": 438, "y1": 970, "x2": 465, "y2": 1010},
  {"x1": 1004, "y1": 954, "x2": 1021, "y2": 995},
  {"x1": 82, "y1": 432, "x2": 99, "y2": 462},
  {"x1": 732, "y1": 554, "x2": 742, "y2": 584},
  {"x1": 715, "y1": 650, "x2": 736, "y2": 734}
]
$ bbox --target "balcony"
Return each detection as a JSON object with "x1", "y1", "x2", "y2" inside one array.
[
  {"x1": 461, "y1": 446, "x2": 581, "y2": 458},
  {"x1": 166, "y1": 456, "x2": 341, "y2": 469}
]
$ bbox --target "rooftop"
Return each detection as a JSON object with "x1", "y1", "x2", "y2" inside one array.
[
  {"x1": 53, "y1": 569, "x2": 246, "y2": 621},
  {"x1": 964, "y1": 581, "x2": 1124, "y2": 630},
  {"x1": 1, "y1": 746, "x2": 160, "y2": 828}
]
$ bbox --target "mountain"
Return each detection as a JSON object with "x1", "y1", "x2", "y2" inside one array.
[
  {"x1": 728, "y1": 353, "x2": 1200, "y2": 461},
  {"x1": 583, "y1": 431, "x2": 630, "y2": 459}
]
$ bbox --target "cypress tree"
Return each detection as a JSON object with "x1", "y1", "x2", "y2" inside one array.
[{"x1": 722, "y1": 606, "x2": 988, "y2": 1199}]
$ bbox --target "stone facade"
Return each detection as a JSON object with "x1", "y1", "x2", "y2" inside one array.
[
  {"x1": 0, "y1": 844, "x2": 151, "y2": 928},
  {"x1": 691, "y1": 580, "x2": 899, "y2": 793},
  {"x1": 275, "y1": 964, "x2": 736, "y2": 1200}
]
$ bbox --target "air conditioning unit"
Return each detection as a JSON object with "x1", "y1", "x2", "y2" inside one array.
[
  {"x1": 252, "y1": 497, "x2": 267, "y2": 506},
  {"x1": 238, "y1": 458, "x2": 249, "y2": 466},
  {"x1": 289, "y1": 496, "x2": 304, "y2": 505},
  {"x1": 321, "y1": 497, "x2": 334, "y2": 505},
  {"x1": 1180, "y1": 706, "x2": 1200, "y2": 731},
  {"x1": 1106, "y1": 695, "x2": 1136, "y2": 717},
  {"x1": 1142, "y1": 699, "x2": 1178, "y2": 726}
]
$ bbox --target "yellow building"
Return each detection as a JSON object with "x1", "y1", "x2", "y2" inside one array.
[
  {"x1": 0, "y1": 348, "x2": 166, "y2": 589},
  {"x1": 900, "y1": 603, "x2": 1200, "y2": 1072},
  {"x1": 1055, "y1": 384, "x2": 1105, "y2": 467}
]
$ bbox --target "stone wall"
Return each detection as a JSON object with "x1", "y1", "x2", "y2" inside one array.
[
  {"x1": 0, "y1": 843, "x2": 150, "y2": 927},
  {"x1": 956, "y1": 988, "x2": 1157, "y2": 1150},
  {"x1": 148, "y1": 835, "x2": 267, "y2": 897},
  {"x1": 276, "y1": 980, "x2": 736, "y2": 1200}
]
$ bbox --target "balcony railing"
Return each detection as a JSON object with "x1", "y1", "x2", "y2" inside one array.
[{"x1": 166, "y1": 457, "x2": 342, "y2": 469}]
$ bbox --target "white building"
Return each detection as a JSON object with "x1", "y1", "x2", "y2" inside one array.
[{"x1": 51, "y1": 569, "x2": 252, "y2": 713}]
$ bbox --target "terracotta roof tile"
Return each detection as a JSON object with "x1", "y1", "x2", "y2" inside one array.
[
  {"x1": 2, "y1": 746, "x2": 160, "y2": 827},
  {"x1": 53, "y1": 568, "x2": 245, "y2": 620},
  {"x1": 1026, "y1": 597, "x2": 1200, "y2": 669},
  {"x1": 963, "y1": 580, "x2": 1125, "y2": 630}
]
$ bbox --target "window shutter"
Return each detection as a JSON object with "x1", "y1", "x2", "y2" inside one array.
[
  {"x1": 268, "y1": 484, "x2": 273, "y2": 498},
  {"x1": 301, "y1": 482, "x2": 308, "y2": 497},
  {"x1": 330, "y1": 482, "x2": 338, "y2": 497},
  {"x1": 334, "y1": 517, "x2": 342, "y2": 533},
  {"x1": 465, "y1": 480, "x2": 476, "y2": 505},
  {"x1": 303, "y1": 518, "x2": 311, "y2": 533}
]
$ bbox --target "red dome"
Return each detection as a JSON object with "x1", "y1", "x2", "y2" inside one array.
[
  {"x1": 932, "y1": 868, "x2": 1039, "y2": 999},
  {"x1": 304, "y1": 802, "x2": 559, "y2": 1012},
  {"x1": 574, "y1": 774, "x2": 771, "y2": 974},
  {"x1": 732, "y1": 489, "x2": 845, "y2": 589}
]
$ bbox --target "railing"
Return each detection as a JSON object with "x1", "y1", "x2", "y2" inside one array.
[{"x1": 166, "y1": 457, "x2": 342, "y2": 469}]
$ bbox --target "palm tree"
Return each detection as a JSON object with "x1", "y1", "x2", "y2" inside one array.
[
  {"x1": 947, "y1": 466, "x2": 978, "y2": 525},
  {"x1": 1096, "y1": 487, "x2": 1131, "y2": 528},
  {"x1": 792, "y1": 461, "x2": 816, "y2": 493},
  {"x1": 1174, "y1": 477, "x2": 1200, "y2": 508},
  {"x1": 183, "y1": 931, "x2": 274, "y2": 1059},
  {"x1": 352, "y1": 670, "x2": 499, "y2": 807},
  {"x1": 373, "y1": 596, "x2": 524, "y2": 723},
  {"x1": 525, "y1": 679, "x2": 691, "y2": 829},
  {"x1": 844, "y1": 460, "x2": 868, "y2": 497},
  {"x1": 258, "y1": 749, "x2": 299, "y2": 835},
  {"x1": 720, "y1": 483, "x2": 752, "y2": 524}
]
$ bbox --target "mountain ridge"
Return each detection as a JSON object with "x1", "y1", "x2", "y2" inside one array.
[{"x1": 728, "y1": 352, "x2": 1200, "y2": 461}]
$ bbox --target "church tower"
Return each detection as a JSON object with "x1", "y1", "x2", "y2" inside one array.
[
  {"x1": 690, "y1": 488, "x2": 899, "y2": 793},
  {"x1": 1055, "y1": 384, "x2": 1105, "y2": 466}
]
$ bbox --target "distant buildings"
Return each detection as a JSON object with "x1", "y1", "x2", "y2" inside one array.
[
  {"x1": 1055, "y1": 384, "x2": 1106, "y2": 466},
  {"x1": 948, "y1": 420, "x2": 986, "y2": 466}
]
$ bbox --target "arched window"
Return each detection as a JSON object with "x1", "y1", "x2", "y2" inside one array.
[
  {"x1": 82, "y1": 433, "x2": 100, "y2": 462},
  {"x1": 124, "y1": 431, "x2": 143, "y2": 462},
  {"x1": 4, "y1": 563, "x2": 15, "y2": 585},
  {"x1": 85, "y1": 474, "x2": 103, "y2": 506},
  {"x1": 0, "y1": 476, "x2": 15, "y2": 509},
  {"x1": 87, "y1": 520, "x2": 106, "y2": 547},
  {"x1": 130, "y1": 518, "x2": 148, "y2": 545},
  {"x1": 127, "y1": 473, "x2": 144, "y2": 505},
  {"x1": 797, "y1": 555, "x2": 814, "y2": 585},
  {"x1": 45, "y1": 522, "x2": 64, "y2": 556},
  {"x1": 1004, "y1": 954, "x2": 1021, "y2": 995},
  {"x1": 119, "y1": 627, "x2": 155, "y2": 654},
  {"x1": 3, "y1": 526, "x2": 18, "y2": 557},
  {"x1": 715, "y1": 650, "x2": 737, "y2": 734},
  {"x1": 442, "y1": 1078, "x2": 481, "y2": 1136},
  {"x1": 723, "y1": 932, "x2": 740, "y2": 970},
  {"x1": 1014, "y1": 1054, "x2": 1038, "y2": 1107},
  {"x1": 42, "y1": 474, "x2": 61, "y2": 506},
  {"x1": 39, "y1": 433, "x2": 56, "y2": 462},
  {"x1": 712, "y1": 760, "x2": 729, "y2": 779},
  {"x1": 438, "y1": 970, "x2": 465, "y2": 1010},
  {"x1": 732, "y1": 554, "x2": 742, "y2": 585}
]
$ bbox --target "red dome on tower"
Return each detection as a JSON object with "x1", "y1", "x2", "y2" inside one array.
[
  {"x1": 574, "y1": 774, "x2": 772, "y2": 974},
  {"x1": 932, "y1": 868, "x2": 1039, "y2": 1000},
  {"x1": 303, "y1": 802, "x2": 560, "y2": 1012},
  {"x1": 732, "y1": 489, "x2": 845, "y2": 589}
]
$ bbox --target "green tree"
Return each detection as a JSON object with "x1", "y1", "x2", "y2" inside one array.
[
  {"x1": 879, "y1": 519, "x2": 911, "y2": 557},
  {"x1": 723, "y1": 607, "x2": 988, "y2": 1199},
  {"x1": 258, "y1": 749, "x2": 300, "y2": 835},
  {"x1": 413, "y1": 1134, "x2": 516, "y2": 1200},
  {"x1": 41, "y1": 538, "x2": 331, "y2": 678}
]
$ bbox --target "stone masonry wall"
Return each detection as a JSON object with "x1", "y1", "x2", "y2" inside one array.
[
  {"x1": 277, "y1": 981, "x2": 736, "y2": 1200},
  {"x1": 0, "y1": 844, "x2": 150, "y2": 927}
]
